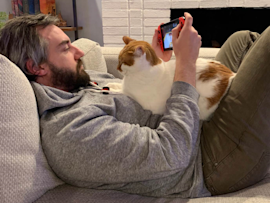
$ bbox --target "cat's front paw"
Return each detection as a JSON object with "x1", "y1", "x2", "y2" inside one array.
[{"x1": 105, "y1": 82, "x2": 123, "y2": 93}]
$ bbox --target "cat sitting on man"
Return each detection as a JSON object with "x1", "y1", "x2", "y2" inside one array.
[{"x1": 106, "y1": 36, "x2": 235, "y2": 121}]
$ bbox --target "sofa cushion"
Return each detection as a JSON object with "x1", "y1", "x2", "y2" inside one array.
[
  {"x1": 35, "y1": 177, "x2": 270, "y2": 203},
  {"x1": 0, "y1": 55, "x2": 63, "y2": 203},
  {"x1": 72, "y1": 38, "x2": 107, "y2": 73}
]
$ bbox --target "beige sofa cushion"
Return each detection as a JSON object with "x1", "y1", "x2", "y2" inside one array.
[
  {"x1": 0, "y1": 55, "x2": 63, "y2": 203},
  {"x1": 35, "y1": 176, "x2": 270, "y2": 203}
]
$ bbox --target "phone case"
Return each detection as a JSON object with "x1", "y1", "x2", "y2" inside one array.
[{"x1": 157, "y1": 16, "x2": 185, "y2": 52}]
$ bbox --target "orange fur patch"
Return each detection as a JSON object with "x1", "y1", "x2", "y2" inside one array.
[{"x1": 199, "y1": 62, "x2": 234, "y2": 108}]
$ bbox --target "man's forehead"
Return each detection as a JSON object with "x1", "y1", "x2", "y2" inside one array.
[{"x1": 38, "y1": 25, "x2": 69, "y2": 46}]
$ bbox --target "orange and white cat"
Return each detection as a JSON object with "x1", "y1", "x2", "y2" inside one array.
[{"x1": 106, "y1": 36, "x2": 236, "y2": 120}]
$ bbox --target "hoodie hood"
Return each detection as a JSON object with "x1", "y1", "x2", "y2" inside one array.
[{"x1": 31, "y1": 82, "x2": 83, "y2": 116}]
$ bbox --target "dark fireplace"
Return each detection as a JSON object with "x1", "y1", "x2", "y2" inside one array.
[{"x1": 171, "y1": 8, "x2": 270, "y2": 47}]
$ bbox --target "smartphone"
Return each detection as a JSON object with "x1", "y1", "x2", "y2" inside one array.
[{"x1": 158, "y1": 17, "x2": 185, "y2": 51}]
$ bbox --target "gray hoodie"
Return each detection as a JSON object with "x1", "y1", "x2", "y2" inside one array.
[{"x1": 31, "y1": 70, "x2": 210, "y2": 198}]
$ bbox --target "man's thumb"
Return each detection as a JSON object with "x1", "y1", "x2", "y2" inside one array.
[{"x1": 184, "y1": 12, "x2": 193, "y2": 27}]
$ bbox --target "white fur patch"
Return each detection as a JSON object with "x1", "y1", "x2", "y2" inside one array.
[
  {"x1": 122, "y1": 59, "x2": 174, "y2": 114},
  {"x1": 198, "y1": 96, "x2": 219, "y2": 120}
]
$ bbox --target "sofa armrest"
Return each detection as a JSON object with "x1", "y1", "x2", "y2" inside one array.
[{"x1": 100, "y1": 47, "x2": 123, "y2": 79}]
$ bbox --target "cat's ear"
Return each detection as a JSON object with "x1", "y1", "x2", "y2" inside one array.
[
  {"x1": 134, "y1": 46, "x2": 144, "y2": 57},
  {"x1": 123, "y1": 36, "x2": 136, "y2": 45}
]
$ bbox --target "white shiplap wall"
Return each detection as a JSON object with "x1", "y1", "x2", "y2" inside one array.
[{"x1": 102, "y1": 0, "x2": 270, "y2": 47}]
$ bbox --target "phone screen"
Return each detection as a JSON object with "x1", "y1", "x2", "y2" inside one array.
[{"x1": 160, "y1": 18, "x2": 180, "y2": 51}]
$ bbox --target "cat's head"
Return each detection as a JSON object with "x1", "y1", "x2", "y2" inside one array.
[{"x1": 117, "y1": 36, "x2": 162, "y2": 73}]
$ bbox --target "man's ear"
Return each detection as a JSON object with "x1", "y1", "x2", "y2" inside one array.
[{"x1": 26, "y1": 59, "x2": 47, "y2": 76}]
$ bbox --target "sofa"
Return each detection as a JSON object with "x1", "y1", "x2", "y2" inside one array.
[{"x1": 1, "y1": 38, "x2": 269, "y2": 203}]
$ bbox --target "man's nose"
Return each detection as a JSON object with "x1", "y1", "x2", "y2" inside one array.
[{"x1": 73, "y1": 45, "x2": 85, "y2": 59}]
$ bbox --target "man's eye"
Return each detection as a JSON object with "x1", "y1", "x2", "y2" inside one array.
[{"x1": 65, "y1": 47, "x2": 70, "y2": 51}]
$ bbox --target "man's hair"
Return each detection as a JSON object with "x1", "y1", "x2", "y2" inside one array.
[{"x1": 0, "y1": 14, "x2": 59, "y2": 80}]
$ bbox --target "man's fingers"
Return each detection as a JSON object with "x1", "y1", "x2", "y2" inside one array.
[
  {"x1": 153, "y1": 23, "x2": 164, "y2": 45},
  {"x1": 152, "y1": 29, "x2": 159, "y2": 44},
  {"x1": 184, "y1": 12, "x2": 193, "y2": 27}
]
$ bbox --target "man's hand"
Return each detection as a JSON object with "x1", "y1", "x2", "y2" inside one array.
[
  {"x1": 151, "y1": 25, "x2": 173, "y2": 62},
  {"x1": 172, "y1": 12, "x2": 201, "y2": 64},
  {"x1": 172, "y1": 12, "x2": 202, "y2": 87}
]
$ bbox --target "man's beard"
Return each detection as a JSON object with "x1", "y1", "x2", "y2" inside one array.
[{"x1": 48, "y1": 59, "x2": 90, "y2": 91}]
